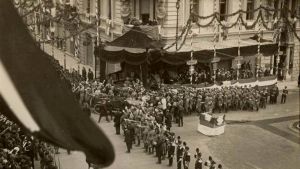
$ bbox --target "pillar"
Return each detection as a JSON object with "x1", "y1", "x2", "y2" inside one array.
[
  {"x1": 284, "y1": 45, "x2": 291, "y2": 80},
  {"x1": 101, "y1": 0, "x2": 110, "y2": 18},
  {"x1": 270, "y1": 54, "x2": 274, "y2": 75}
]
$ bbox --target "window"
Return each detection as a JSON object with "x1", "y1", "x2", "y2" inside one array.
[
  {"x1": 108, "y1": 0, "x2": 112, "y2": 19},
  {"x1": 140, "y1": 0, "x2": 150, "y2": 24},
  {"x1": 219, "y1": 0, "x2": 227, "y2": 21},
  {"x1": 87, "y1": 0, "x2": 90, "y2": 14},
  {"x1": 191, "y1": 0, "x2": 199, "y2": 22},
  {"x1": 246, "y1": 0, "x2": 254, "y2": 20}
]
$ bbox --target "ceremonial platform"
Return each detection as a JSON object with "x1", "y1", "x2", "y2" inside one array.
[{"x1": 198, "y1": 113, "x2": 226, "y2": 136}]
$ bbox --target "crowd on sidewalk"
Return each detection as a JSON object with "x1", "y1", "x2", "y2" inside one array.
[{"x1": 0, "y1": 114, "x2": 58, "y2": 169}]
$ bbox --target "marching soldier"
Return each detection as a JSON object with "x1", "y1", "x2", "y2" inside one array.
[
  {"x1": 176, "y1": 141, "x2": 184, "y2": 169},
  {"x1": 96, "y1": 99, "x2": 109, "y2": 123},
  {"x1": 194, "y1": 153, "x2": 203, "y2": 169},
  {"x1": 168, "y1": 139, "x2": 176, "y2": 166},
  {"x1": 114, "y1": 110, "x2": 122, "y2": 135},
  {"x1": 184, "y1": 146, "x2": 191, "y2": 169},
  {"x1": 124, "y1": 128, "x2": 132, "y2": 153}
]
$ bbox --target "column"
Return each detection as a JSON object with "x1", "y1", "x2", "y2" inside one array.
[
  {"x1": 270, "y1": 54, "x2": 274, "y2": 75},
  {"x1": 284, "y1": 45, "x2": 291, "y2": 80},
  {"x1": 101, "y1": 0, "x2": 110, "y2": 19}
]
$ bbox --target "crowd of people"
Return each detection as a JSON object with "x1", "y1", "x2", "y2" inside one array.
[
  {"x1": 44, "y1": 53, "x2": 290, "y2": 169},
  {"x1": 0, "y1": 114, "x2": 57, "y2": 169},
  {"x1": 69, "y1": 74, "x2": 290, "y2": 169},
  {"x1": 118, "y1": 104, "x2": 224, "y2": 169},
  {"x1": 161, "y1": 62, "x2": 273, "y2": 85}
]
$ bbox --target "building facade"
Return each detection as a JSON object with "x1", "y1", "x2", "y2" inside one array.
[{"x1": 47, "y1": 0, "x2": 300, "y2": 80}]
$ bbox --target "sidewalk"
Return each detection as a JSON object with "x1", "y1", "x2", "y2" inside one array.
[
  {"x1": 41, "y1": 42, "x2": 94, "y2": 74},
  {"x1": 276, "y1": 80, "x2": 299, "y2": 90}
]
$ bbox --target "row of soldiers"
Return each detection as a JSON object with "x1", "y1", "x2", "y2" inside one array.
[
  {"x1": 162, "y1": 84, "x2": 288, "y2": 115},
  {"x1": 118, "y1": 104, "x2": 223, "y2": 169}
]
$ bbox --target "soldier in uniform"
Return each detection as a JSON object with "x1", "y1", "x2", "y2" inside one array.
[
  {"x1": 183, "y1": 146, "x2": 191, "y2": 169},
  {"x1": 176, "y1": 141, "x2": 184, "y2": 169},
  {"x1": 135, "y1": 123, "x2": 142, "y2": 146},
  {"x1": 178, "y1": 103, "x2": 184, "y2": 127},
  {"x1": 281, "y1": 86, "x2": 288, "y2": 104},
  {"x1": 124, "y1": 128, "x2": 132, "y2": 153},
  {"x1": 216, "y1": 95, "x2": 223, "y2": 113},
  {"x1": 195, "y1": 153, "x2": 203, "y2": 169},
  {"x1": 156, "y1": 134, "x2": 164, "y2": 164},
  {"x1": 165, "y1": 111, "x2": 172, "y2": 131},
  {"x1": 168, "y1": 139, "x2": 176, "y2": 166},
  {"x1": 96, "y1": 99, "x2": 109, "y2": 123},
  {"x1": 114, "y1": 110, "x2": 122, "y2": 135}
]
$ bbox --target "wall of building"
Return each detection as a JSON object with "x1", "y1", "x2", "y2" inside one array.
[{"x1": 51, "y1": 0, "x2": 300, "y2": 80}]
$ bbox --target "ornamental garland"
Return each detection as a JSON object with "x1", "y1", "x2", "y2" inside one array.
[{"x1": 20, "y1": 3, "x2": 300, "y2": 47}]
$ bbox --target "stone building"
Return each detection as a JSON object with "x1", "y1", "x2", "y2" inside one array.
[{"x1": 49, "y1": 0, "x2": 300, "y2": 81}]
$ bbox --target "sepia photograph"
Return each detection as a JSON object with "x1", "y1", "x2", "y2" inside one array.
[{"x1": 0, "y1": 0, "x2": 299, "y2": 169}]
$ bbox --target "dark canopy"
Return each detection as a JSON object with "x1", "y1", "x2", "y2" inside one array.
[{"x1": 98, "y1": 43, "x2": 278, "y2": 65}]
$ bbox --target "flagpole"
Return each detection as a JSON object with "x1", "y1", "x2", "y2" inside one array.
[{"x1": 95, "y1": 0, "x2": 100, "y2": 79}]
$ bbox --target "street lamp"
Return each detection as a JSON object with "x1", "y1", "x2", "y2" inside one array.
[
  {"x1": 236, "y1": 59, "x2": 241, "y2": 80},
  {"x1": 211, "y1": 57, "x2": 220, "y2": 84}
]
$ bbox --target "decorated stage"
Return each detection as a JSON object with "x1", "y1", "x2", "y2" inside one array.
[{"x1": 166, "y1": 76, "x2": 278, "y2": 89}]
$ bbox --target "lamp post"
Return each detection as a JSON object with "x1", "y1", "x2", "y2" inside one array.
[
  {"x1": 211, "y1": 57, "x2": 220, "y2": 84},
  {"x1": 236, "y1": 59, "x2": 241, "y2": 80},
  {"x1": 175, "y1": 0, "x2": 180, "y2": 50}
]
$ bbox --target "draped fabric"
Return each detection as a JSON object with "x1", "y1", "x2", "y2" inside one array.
[
  {"x1": 98, "y1": 25, "x2": 277, "y2": 66},
  {"x1": 99, "y1": 43, "x2": 277, "y2": 66}
]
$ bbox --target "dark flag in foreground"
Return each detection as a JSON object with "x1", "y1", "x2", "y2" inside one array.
[{"x1": 0, "y1": 0, "x2": 114, "y2": 167}]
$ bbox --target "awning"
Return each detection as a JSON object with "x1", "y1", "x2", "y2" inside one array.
[{"x1": 98, "y1": 31, "x2": 278, "y2": 66}]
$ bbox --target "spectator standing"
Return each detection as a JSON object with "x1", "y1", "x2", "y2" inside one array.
[
  {"x1": 281, "y1": 86, "x2": 288, "y2": 104},
  {"x1": 195, "y1": 153, "x2": 203, "y2": 169},
  {"x1": 82, "y1": 67, "x2": 87, "y2": 81},
  {"x1": 88, "y1": 69, "x2": 94, "y2": 81}
]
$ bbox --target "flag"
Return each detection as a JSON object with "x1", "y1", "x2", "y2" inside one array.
[{"x1": 0, "y1": 0, "x2": 114, "y2": 167}]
